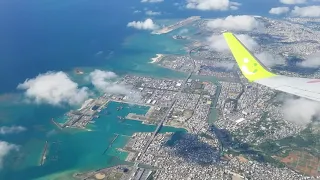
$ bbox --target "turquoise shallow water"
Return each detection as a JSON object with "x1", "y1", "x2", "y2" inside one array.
[
  {"x1": 80, "y1": 31, "x2": 189, "y2": 79},
  {"x1": 1, "y1": 101, "x2": 185, "y2": 180}
]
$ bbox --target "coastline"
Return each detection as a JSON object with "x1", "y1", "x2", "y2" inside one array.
[
  {"x1": 1, "y1": 16, "x2": 195, "y2": 179},
  {"x1": 164, "y1": 122, "x2": 191, "y2": 133},
  {"x1": 0, "y1": 4, "x2": 203, "y2": 178},
  {"x1": 65, "y1": 100, "x2": 187, "y2": 179},
  {"x1": 149, "y1": 54, "x2": 164, "y2": 64}
]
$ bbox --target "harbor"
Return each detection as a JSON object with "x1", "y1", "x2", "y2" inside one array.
[
  {"x1": 56, "y1": 90, "x2": 156, "y2": 130},
  {"x1": 57, "y1": 98, "x2": 110, "y2": 129}
]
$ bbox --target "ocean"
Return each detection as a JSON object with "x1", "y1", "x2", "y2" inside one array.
[
  {"x1": 0, "y1": 1, "x2": 189, "y2": 179},
  {"x1": 0, "y1": 0, "x2": 286, "y2": 179}
]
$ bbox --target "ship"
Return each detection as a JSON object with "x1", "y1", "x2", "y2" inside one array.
[
  {"x1": 74, "y1": 68, "x2": 84, "y2": 75},
  {"x1": 172, "y1": 35, "x2": 187, "y2": 40}
]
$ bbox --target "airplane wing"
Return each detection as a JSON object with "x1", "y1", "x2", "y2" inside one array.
[{"x1": 223, "y1": 32, "x2": 320, "y2": 102}]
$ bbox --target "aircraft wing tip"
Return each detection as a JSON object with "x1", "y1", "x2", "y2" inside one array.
[
  {"x1": 222, "y1": 31, "x2": 235, "y2": 38},
  {"x1": 222, "y1": 31, "x2": 276, "y2": 82}
]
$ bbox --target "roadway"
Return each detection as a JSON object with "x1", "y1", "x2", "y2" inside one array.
[
  {"x1": 130, "y1": 44, "x2": 236, "y2": 180},
  {"x1": 131, "y1": 72, "x2": 192, "y2": 178},
  {"x1": 139, "y1": 70, "x2": 194, "y2": 156},
  {"x1": 141, "y1": 47, "x2": 197, "y2": 153},
  {"x1": 129, "y1": 46, "x2": 201, "y2": 180},
  {"x1": 133, "y1": 48, "x2": 197, "y2": 174}
]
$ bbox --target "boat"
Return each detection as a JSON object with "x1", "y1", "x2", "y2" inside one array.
[{"x1": 74, "y1": 68, "x2": 84, "y2": 75}]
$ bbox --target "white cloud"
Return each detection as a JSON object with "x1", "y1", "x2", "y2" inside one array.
[
  {"x1": 17, "y1": 71, "x2": 90, "y2": 106},
  {"x1": 254, "y1": 52, "x2": 285, "y2": 67},
  {"x1": 298, "y1": 52, "x2": 320, "y2": 67},
  {"x1": 230, "y1": 5, "x2": 239, "y2": 10},
  {"x1": 0, "y1": 141, "x2": 18, "y2": 169},
  {"x1": 230, "y1": 2, "x2": 241, "y2": 10},
  {"x1": 282, "y1": 97, "x2": 320, "y2": 125},
  {"x1": 215, "y1": 62, "x2": 235, "y2": 70},
  {"x1": 186, "y1": 0, "x2": 241, "y2": 11},
  {"x1": 88, "y1": 69, "x2": 118, "y2": 92},
  {"x1": 133, "y1": 10, "x2": 141, "y2": 14},
  {"x1": 88, "y1": 70, "x2": 141, "y2": 101},
  {"x1": 291, "y1": 6, "x2": 320, "y2": 17},
  {"x1": 141, "y1": 0, "x2": 163, "y2": 3},
  {"x1": 207, "y1": 34, "x2": 258, "y2": 52},
  {"x1": 0, "y1": 126, "x2": 26, "y2": 135},
  {"x1": 269, "y1": 7, "x2": 290, "y2": 15},
  {"x1": 145, "y1": 10, "x2": 161, "y2": 16},
  {"x1": 207, "y1": 15, "x2": 262, "y2": 31},
  {"x1": 207, "y1": 35, "x2": 227, "y2": 52},
  {"x1": 178, "y1": 29, "x2": 189, "y2": 35},
  {"x1": 280, "y1": 0, "x2": 306, "y2": 4},
  {"x1": 127, "y1": 19, "x2": 158, "y2": 30}
]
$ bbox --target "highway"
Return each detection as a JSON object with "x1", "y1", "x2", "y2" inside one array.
[
  {"x1": 132, "y1": 49, "x2": 197, "y2": 178},
  {"x1": 139, "y1": 70, "x2": 193, "y2": 156},
  {"x1": 131, "y1": 73, "x2": 192, "y2": 178},
  {"x1": 129, "y1": 47, "x2": 199, "y2": 180}
]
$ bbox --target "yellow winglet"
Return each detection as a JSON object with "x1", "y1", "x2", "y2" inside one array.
[{"x1": 223, "y1": 32, "x2": 276, "y2": 82}]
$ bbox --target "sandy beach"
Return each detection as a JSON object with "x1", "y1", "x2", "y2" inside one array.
[{"x1": 150, "y1": 54, "x2": 164, "y2": 63}]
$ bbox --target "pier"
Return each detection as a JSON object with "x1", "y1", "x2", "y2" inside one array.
[
  {"x1": 39, "y1": 141, "x2": 48, "y2": 166},
  {"x1": 51, "y1": 118, "x2": 62, "y2": 129},
  {"x1": 102, "y1": 134, "x2": 119, "y2": 155}
]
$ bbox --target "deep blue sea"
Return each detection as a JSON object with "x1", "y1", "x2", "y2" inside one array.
[
  {"x1": 0, "y1": 0, "x2": 295, "y2": 179},
  {"x1": 0, "y1": 0, "x2": 293, "y2": 92}
]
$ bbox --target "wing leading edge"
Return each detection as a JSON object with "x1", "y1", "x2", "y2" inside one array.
[{"x1": 223, "y1": 32, "x2": 320, "y2": 102}]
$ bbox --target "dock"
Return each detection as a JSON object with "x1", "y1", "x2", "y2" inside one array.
[
  {"x1": 126, "y1": 113, "x2": 148, "y2": 121},
  {"x1": 39, "y1": 141, "x2": 48, "y2": 166},
  {"x1": 102, "y1": 134, "x2": 119, "y2": 155}
]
